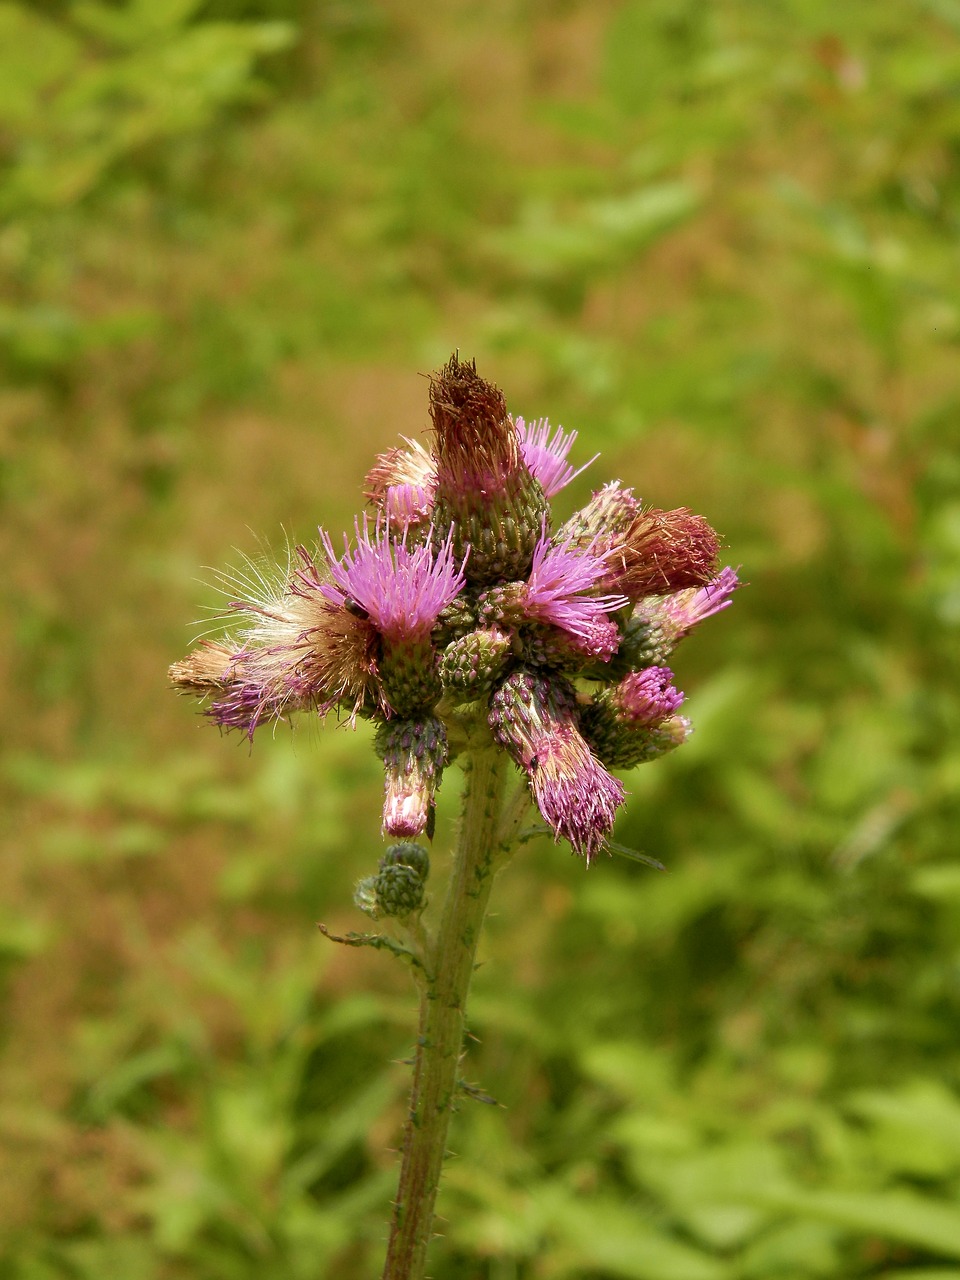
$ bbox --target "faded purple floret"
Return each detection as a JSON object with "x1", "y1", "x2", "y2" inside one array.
[
  {"x1": 616, "y1": 666, "x2": 684, "y2": 725},
  {"x1": 364, "y1": 438, "x2": 437, "y2": 532},
  {"x1": 563, "y1": 615, "x2": 622, "y2": 662},
  {"x1": 383, "y1": 483, "x2": 435, "y2": 528},
  {"x1": 653, "y1": 566, "x2": 740, "y2": 634},
  {"x1": 532, "y1": 727, "x2": 626, "y2": 864},
  {"x1": 376, "y1": 717, "x2": 449, "y2": 838},
  {"x1": 320, "y1": 520, "x2": 467, "y2": 643},
  {"x1": 208, "y1": 670, "x2": 289, "y2": 741},
  {"x1": 488, "y1": 669, "x2": 625, "y2": 862},
  {"x1": 523, "y1": 532, "x2": 628, "y2": 645},
  {"x1": 516, "y1": 417, "x2": 597, "y2": 498}
]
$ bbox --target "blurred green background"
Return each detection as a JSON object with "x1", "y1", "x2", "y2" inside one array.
[{"x1": 3, "y1": 1, "x2": 960, "y2": 1277}]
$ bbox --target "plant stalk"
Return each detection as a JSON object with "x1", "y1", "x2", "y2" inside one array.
[{"x1": 382, "y1": 747, "x2": 508, "y2": 1280}]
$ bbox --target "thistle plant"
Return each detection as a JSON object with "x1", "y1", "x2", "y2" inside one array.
[{"x1": 170, "y1": 355, "x2": 738, "y2": 1280}]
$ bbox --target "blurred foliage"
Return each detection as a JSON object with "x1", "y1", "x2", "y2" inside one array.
[{"x1": 2, "y1": 0, "x2": 960, "y2": 1277}]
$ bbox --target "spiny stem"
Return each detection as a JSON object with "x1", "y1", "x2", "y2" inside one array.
[{"x1": 382, "y1": 748, "x2": 508, "y2": 1280}]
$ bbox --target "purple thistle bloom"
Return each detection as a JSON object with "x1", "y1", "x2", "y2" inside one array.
[
  {"x1": 320, "y1": 519, "x2": 467, "y2": 645},
  {"x1": 563, "y1": 614, "x2": 622, "y2": 662},
  {"x1": 383, "y1": 482, "x2": 435, "y2": 528},
  {"x1": 579, "y1": 666, "x2": 689, "y2": 770},
  {"x1": 614, "y1": 666, "x2": 685, "y2": 726},
  {"x1": 488, "y1": 669, "x2": 625, "y2": 862},
  {"x1": 376, "y1": 717, "x2": 449, "y2": 838},
  {"x1": 515, "y1": 417, "x2": 597, "y2": 498},
  {"x1": 208, "y1": 670, "x2": 281, "y2": 740},
  {"x1": 532, "y1": 725, "x2": 626, "y2": 864},
  {"x1": 650, "y1": 566, "x2": 740, "y2": 636},
  {"x1": 522, "y1": 531, "x2": 628, "y2": 647},
  {"x1": 364, "y1": 438, "x2": 437, "y2": 532},
  {"x1": 198, "y1": 639, "x2": 320, "y2": 741}
]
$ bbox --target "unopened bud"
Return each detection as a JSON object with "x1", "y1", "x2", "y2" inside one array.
[
  {"x1": 432, "y1": 593, "x2": 480, "y2": 647},
  {"x1": 373, "y1": 862, "x2": 426, "y2": 916},
  {"x1": 559, "y1": 481, "x2": 640, "y2": 545},
  {"x1": 354, "y1": 875, "x2": 380, "y2": 918},
  {"x1": 380, "y1": 841, "x2": 431, "y2": 881},
  {"x1": 439, "y1": 626, "x2": 513, "y2": 698},
  {"x1": 378, "y1": 638, "x2": 442, "y2": 718}
]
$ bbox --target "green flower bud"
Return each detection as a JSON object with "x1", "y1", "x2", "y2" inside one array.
[
  {"x1": 438, "y1": 626, "x2": 513, "y2": 698},
  {"x1": 380, "y1": 841, "x2": 431, "y2": 881},
  {"x1": 432, "y1": 592, "x2": 480, "y2": 648},
  {"x1": 373, "y1": 862, "x2": 426, "y2": 916},
  {"x1": 378, "y1": 638, "x2": 442, "y2": 719},
  {"x1": 607, "y1": 613, "x2": 672, "y2": 676}
]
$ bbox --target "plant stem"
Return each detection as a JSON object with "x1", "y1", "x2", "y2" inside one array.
[{"x1": 382, "y1": 747, "x2": 508, "y2": 1280}]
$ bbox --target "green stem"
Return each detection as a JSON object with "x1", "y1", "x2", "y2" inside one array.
[{"x1": 382, "y1": 748, "x2": 508, "y2": 1280}]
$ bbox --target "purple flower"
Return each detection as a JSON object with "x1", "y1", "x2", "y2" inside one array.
[
  {"x1": 522, "y1": 531, "x2": 628, "y2": 646},
  {"x1": 169, "y1": 641, "x2": 294, "y2": 741},
  {"x1": 580, "y1": 667, "x2": 690, "y2": 770},
  {"x1": 364, "y1": 438, "x2": 436, "y2": 532},
  {"x1": 320, "y1": 519, "x2": 466, "y2": 645},
  {"x1": 488, "y1": 670, "x2": 626, "y2": 862},
  {"x1": 515, "y1": 417, "x2": 597, "y2": 498},
  {"x1": 641, "y1": 566, "x2": 740, "y2": 639},
  {"x1": 207, "y1": 668, "x2": 288, "y2": 740},
  {"x1": 532, "y1": 726, "x2": 626, "y2": 864},
  {"x1": 614, "y1": 666, "x2": 685, "y2": 726}
]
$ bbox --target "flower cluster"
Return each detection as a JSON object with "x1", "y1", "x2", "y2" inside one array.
[{"x1": 171, "y1": 355, "x2": 738, "y2": 863}]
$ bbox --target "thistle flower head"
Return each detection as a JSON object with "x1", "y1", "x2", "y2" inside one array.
[
  {"x1": 169, "y1": 546, "x2": 382, "y2": 735},
  {"x1": 171, "y1": 354, "x2": 738, "y2": 870},
  {"x1": 521, "y1": 529, "x2": 628, "y2": 645},
  {"x1": 430, "y1": 353, "x2": 518, "y2": 491},
  {"x1": 489, "y1": 669, "x2": 625, "y2": 862},
  {"x1": 657, "y1": 565, "x2": 741, "y2": 629},
  {"x1": 579, "y1": 665, "x2": 688, "y2": 768},
  {"x1": 599, "y1": 506, "x2": 720, "y2": 600},
  {"x1": 170, "y1": 641, "x2": 295, "y2": 740},
  {"x1": 364, "y1": 437, "x2": 436, "y2": 532},
  {"x1": 320, "y1": 519, "x2": 466, "y2": 646},
  {"x1": 560, "y1": 481, "x2": 640, "y2": 544},
  {"x1": 515, "y1": 417, "x2": 597, "y2": 498},
  {"x1": 633, "y1": 566, "x2": 740, "y2": 648},
  {"x1": 613, "y1": 666, "x2": 685, "y2": 725},
  {"x1": 429, "y1": 354, "x2": 548, "y2": 585},
  {"x1": 375, "y1": 717, "x2": 449, "y2": 839}
]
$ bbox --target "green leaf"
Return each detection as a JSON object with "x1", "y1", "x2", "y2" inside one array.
[
  {"x1": 845, "y1": 1080, "x2": 960, "y2": 1177},
  {"x1": 912, "y1": 864, "x2": 960, "y2": 902},
  {"x1": 492, "y1": 181, "x2": 699, "y2": 280},
  {"x1": 753, "y1": 1188, "x2": 960, "y2": 1260},
  {"x1": 0, "y1": 5, "x2": 79, "y2": 126},
  {"x1": 545, "y1": 1194, "x2": 730, "y2": 1280}
]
